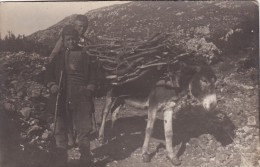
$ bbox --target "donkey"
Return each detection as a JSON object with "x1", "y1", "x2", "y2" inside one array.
[{"x1": 98, "y1": 62, "x2": 217, "y2": 166}]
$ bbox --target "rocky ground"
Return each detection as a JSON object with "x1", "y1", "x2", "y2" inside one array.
[{"x1": 0, "y1": 50, "x2": 259, "y2": 167}]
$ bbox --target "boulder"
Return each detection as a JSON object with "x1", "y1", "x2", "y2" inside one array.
[
  {"x1": 3, "y1": 102, "x2": 15, "y2": 112},
  {"x1": 19, "y1": 107, "x2": 32, "y2": 119}
]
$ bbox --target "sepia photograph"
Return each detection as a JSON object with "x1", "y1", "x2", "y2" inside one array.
[{"x1": 0, "y1": 1, "x2": 259, "y2": 167}]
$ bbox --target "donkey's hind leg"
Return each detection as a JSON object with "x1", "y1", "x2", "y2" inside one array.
[
  {"x1": 142, "y1": 106, "x2": 157, "y2": 162},
  {"x1": 164, "y1": 109, "x2": 181, "y2": 166},
  {"x1": 111, "y1": 104, "x2": 123, "y2": 129},
  {"x1": 98, "y1": 90, "x2": 113, "y2": 144}
]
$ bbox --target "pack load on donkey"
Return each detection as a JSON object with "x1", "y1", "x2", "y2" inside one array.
[{"x1": 84, "y1": 33, "x2": 215, "y2": 86}]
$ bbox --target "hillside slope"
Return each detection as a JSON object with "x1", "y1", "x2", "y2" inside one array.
[{"x1": 28, "y1": 1, "x2": 258, "y2": 57}]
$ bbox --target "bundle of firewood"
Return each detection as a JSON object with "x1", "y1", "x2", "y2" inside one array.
[{"x1": 85, "y1": 33, "x2": 191, "y2": 85}]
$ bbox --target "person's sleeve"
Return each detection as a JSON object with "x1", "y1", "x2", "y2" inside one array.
[{"x1": 49, "y1": 37, "x2": 63, "y2": 61}]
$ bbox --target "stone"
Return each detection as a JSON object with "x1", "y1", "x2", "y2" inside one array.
[
  {"x1": 41, "y1": 130, "x2": 51, "y2": 139},
  {"x1": 27, "y1": 125, "x2": 42, "y2": 135},
  {"x1": 10, "y1": 80, "x2": 18, "y2": 84},
  {"x1": 247, "y1": 116, "x2": 256, "y2": 126},
  {"x1": 242, "y1": 126, "x2": 252, "y2": 133},
  {"x1": 17, "y1": 91, "x2": 24, "y2": 97},
  {"x1": 3, "y1": 102, "x2": 15, "y2": 111},
  {"x1": 245, "y1": 134, "x2": 253, "y2": 142},
  {"x1": 216, "y1": 153, "x2": 229, "y2": 163},
  {"x1": 29, "y1": 119, "x2": 40, "y2": 126},
  {"x1": 49, "y1": 123, "x2": 55, "y2": 132},
  {"x1": 19, "y1": 107, "x2": 32, "y2": 119}
]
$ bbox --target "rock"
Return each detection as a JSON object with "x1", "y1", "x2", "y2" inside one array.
[
  {"x1": 216, "y1": 152, "x2": 229, "y2": 163},
  {"x1": 242, "y1": 126, "x2": 252, "y2": 133},
  {"x1": 49, "y1": 123, "x2": 55, "y2": 132},
  {"x1": 3, "y1": 102, "x2": 15, "y2": 111},
  {"x1": 10, "y1": 80, "x2": 18, "y2": 84},
  {"x1": 233, "y1": 98, "x2": 240, "y2": 102},
  {"x1": 247, "y1": 116, "x2": 256, "y2": 126},
  {"x1": 19, "y1": 107, "x2": 32, "y2": 119},
  {"x1": 41, "y1": 130, "x2": 51, "y2": 139},
  {"x1": 29, "y1": 136, "x2": 39, "y2": 144},
  {"x1": 27, "y1": 125, "x2": 42, "y2": 135},
  {"x1": 245, "y1": 134, "x2": 253, "y2": 142},
  {"x1": 27, "y1": 83, "x2": 42, "y2": 98},
  {"x1": 17, "y1": 91, "x2": 24, "y2": 97},
  {"x1": 29, "y1": 119, "x2": 40, "y2": 126}
]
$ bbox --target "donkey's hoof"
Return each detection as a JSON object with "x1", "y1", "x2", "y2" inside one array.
[
  {"x1": 142, "y1": 153, "x2": 150, "y2": 163},
  {"x1": 166, "y1": 155, "x2": 181, "y2": 166}
]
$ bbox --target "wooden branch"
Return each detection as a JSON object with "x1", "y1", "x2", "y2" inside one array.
[
  {"x1": 105, "y1": 75, "x2": 117, "y2": 79},
  {"x1": 102, "y1": 64, "x2": 118, "y2": 71},
  {"x1": 137, "y1": 62, "x2": 167, "y2": 69},
  {"x1": 112, "y1": 69, "x2": 150, "y2": 85},
  {"x1": 109, "y1": 57, "x2": 144, "y2": 75},
  {"x1": 126, "y1": 49, "x2": 158, "y2": 61},
  {"x1": 84, "y1": 44, "x2": 122, "y2": 49},
  {"x1": 116, "y1": 69, "x2": 142, "y2": 81},
  {"x1": 98, "y1": 58, "x2": 117, "y2": 64},
  {"x1": 135, "y1": 44, "x2": 165, "y2": 52}
]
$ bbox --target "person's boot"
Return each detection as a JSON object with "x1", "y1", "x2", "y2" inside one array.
[
  {"x1": 79, "y1": 141, "x2": 93, "y2": 167},
  {"x1": 68, "y1": 131, "x2": 76, "y2": 148}
]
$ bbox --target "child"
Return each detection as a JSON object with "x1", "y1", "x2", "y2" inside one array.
[{"x1": 46, "y1": 25, "x2": 96, "y2": 167}]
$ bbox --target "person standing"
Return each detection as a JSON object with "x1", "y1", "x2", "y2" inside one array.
[
  {"x1": 49, "y1": 14, "x2": 97, "y2": 148},
  {"x1": 46, "y1": 25, "x2": 96, "y2": 167}
]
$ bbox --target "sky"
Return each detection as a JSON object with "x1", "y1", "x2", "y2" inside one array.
[{"x1": 0, "y1": 1, "x2": 130, "y2": 38}]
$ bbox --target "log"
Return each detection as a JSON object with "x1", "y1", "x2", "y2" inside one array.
[
  {"x1": 112, "y1": 69, "x2": 151, "y2": 85},
  {"x1": 98, "y1": 58, "x2": 117, "y2": 64},
  {"x1": 109, "y1": 57, "x2": 144, "y2": 75},
  {"x1": 117, "y1": 69, "x2": 142, "y2": 81},
  {"x1": 137, "y1": 62, "x2": 167, "y2": 69},
  {"x1": 126, "y1": 49, "x2": 159, "y2": 61},
  {"x1": 84, "y1": 44, "x2": 122, "y2": 49}
]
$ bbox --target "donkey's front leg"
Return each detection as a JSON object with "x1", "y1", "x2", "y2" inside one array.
[
  {"x1": 142, "y1": 107, "x2": 157, "y2": 162},
  {"x1": 98, "y1": 90, "x2": 113, "y2": 144},
  {"x1": 164, "y1": 109, "x2": 181, "y2": 166}
]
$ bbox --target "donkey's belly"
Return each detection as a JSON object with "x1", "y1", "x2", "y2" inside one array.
[
  {"x1": 148, "y1": 86, "x2": 180, "y2": 111},
  {"x1": 124, "y1": 96, "x2": 149, "y2": 109}
]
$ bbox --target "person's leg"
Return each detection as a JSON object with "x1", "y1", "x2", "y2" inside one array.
[
  {"x1": 73, "y1": 95, "x2": 93, "y2": 165},
  {"x1": 77, "y1": 131, "x2": 92, "y2": 165},
  {"x1": 67, "y1": 105, "x2": 76, "y2": 147},
  {"x1": 54, "y1": 116, "x2": 68, "y2": 149},
  {"x1": 53, "y1": 115, "x2": 68, "y2": 167}
]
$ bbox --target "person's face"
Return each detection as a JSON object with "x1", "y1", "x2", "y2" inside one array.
[
  {"x1": 63, "y1": 35, "x2": 77, "y2": 50},
  {"x1": 74, "y1": 20, "x2": 87, "y2": 36}
]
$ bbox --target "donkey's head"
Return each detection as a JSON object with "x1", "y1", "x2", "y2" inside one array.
[
  {"x1": 167, "y1": 62, "x2": 217, "y2": 111},
  {"x1": 188, "y1": 65, "x2": 217, "y2": 111}
]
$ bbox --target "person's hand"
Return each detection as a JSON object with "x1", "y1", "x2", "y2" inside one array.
[{"x1": 50, "y1": 84, "x2": 59, "y2": 94}]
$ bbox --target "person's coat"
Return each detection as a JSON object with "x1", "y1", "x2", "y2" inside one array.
[{"x1": 45, "y1": 47, "x2": 97, "y2": 131}]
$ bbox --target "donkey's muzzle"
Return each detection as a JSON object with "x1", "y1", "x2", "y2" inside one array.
[{"x1": 202, "y1": 94, "x2": 217, "y2": 111}]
